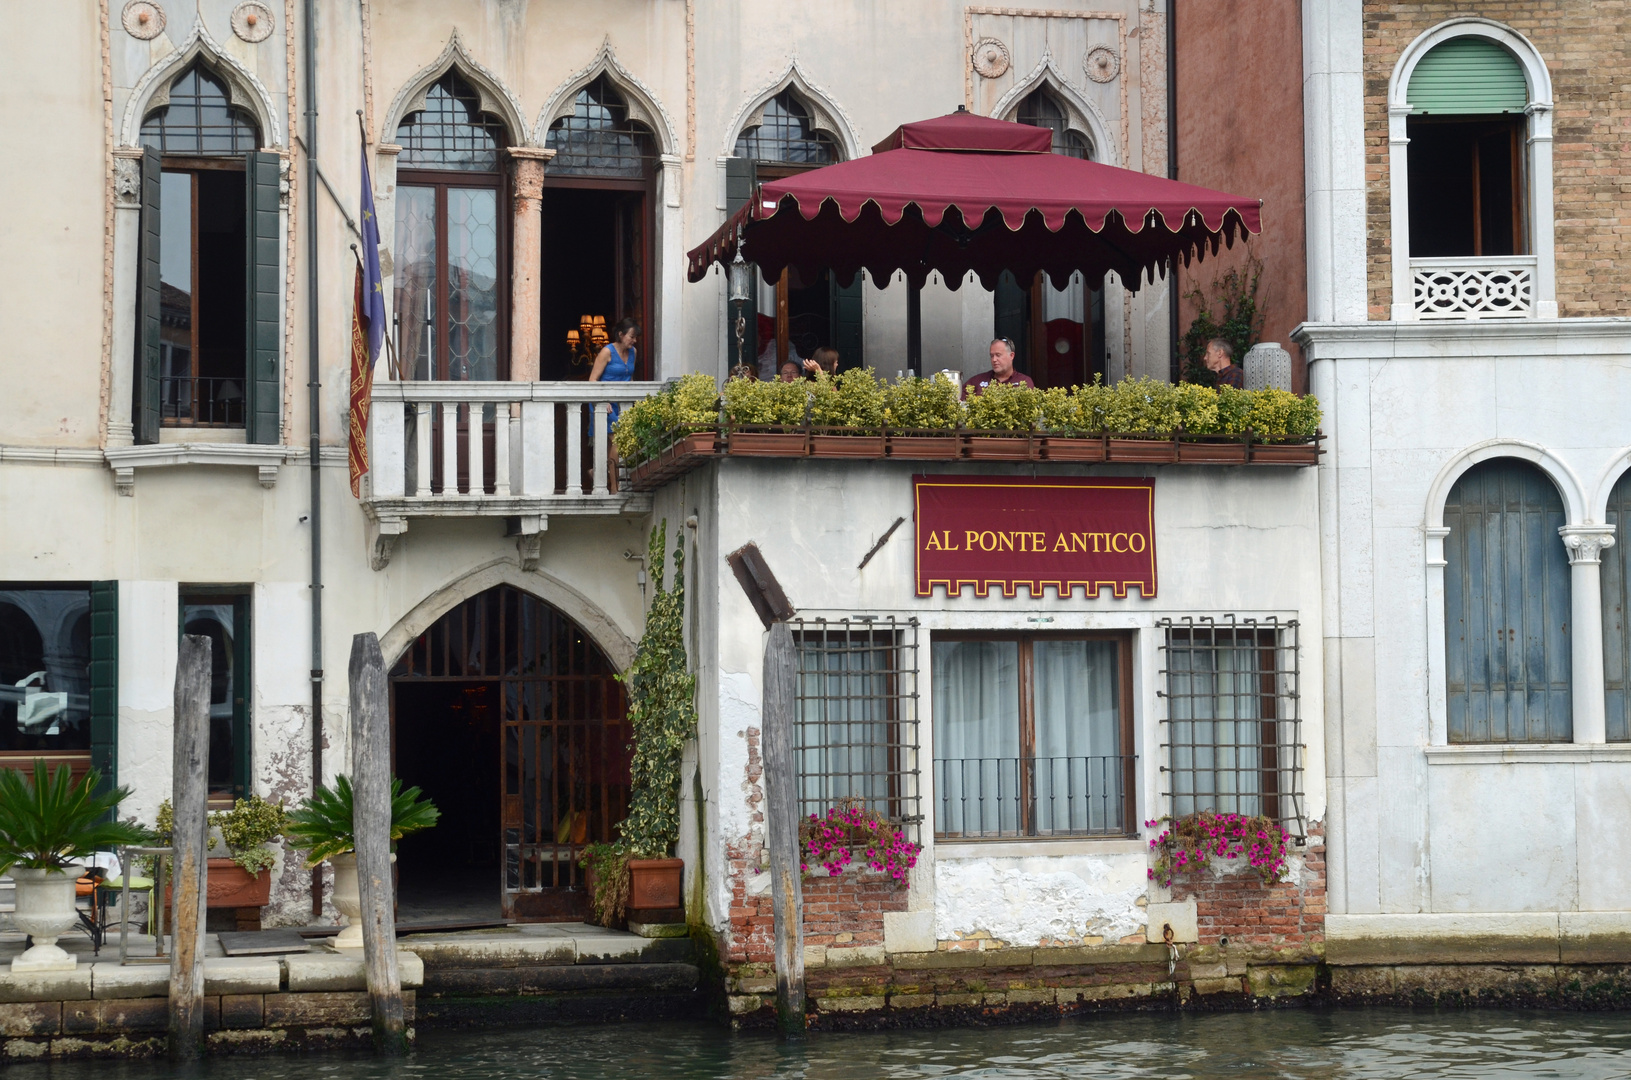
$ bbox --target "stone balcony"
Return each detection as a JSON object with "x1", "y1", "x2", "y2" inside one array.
[{"x1": 364, "y1": 381, "x2": 662, "y2": 569}]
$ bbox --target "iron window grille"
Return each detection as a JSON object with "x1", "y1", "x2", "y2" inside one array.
[
  {"x1": 140, "y1": 65, "x2": 260, "y2": 155},
  {"x1": 397, "y1": 73, "x2": 510, "y2": 171},
  {"x1": 1158, "y1": 617, "x2": 1305, "y2": 839},
  {"x1": 545, "y1": 76, "x2": 657, "y2": 178},
  {"x1": 790, "y1": 617, "x2": 921, "y2": 843},
  {"x1": 735, "y1": 92, "x2": 838, "y2": 167}
]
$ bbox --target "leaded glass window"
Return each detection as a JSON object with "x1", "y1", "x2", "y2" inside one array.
[
  {"x1": 397, "y1": 72, "x2": 509, "y2": 171},
  {"x1": 141, "y1": 65, "x2": 260, "y2": 155},
  {"x1": 1016, "y1": 90, "x2": 1093, "y2": 161},
  {"x1": 735, "y1": 92, "x2": 837, "y2": 166},
  {"x1": 545, "y1": 76, "x2": 656, "y2": 178}
]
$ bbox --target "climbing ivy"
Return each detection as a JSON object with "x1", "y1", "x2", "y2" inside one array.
[{"x1": 619, "y1": 520, "x2": 698, "y2": 860}]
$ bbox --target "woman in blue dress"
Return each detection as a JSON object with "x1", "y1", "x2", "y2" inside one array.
[{"x1": 589, "y1": 316, "x2": 639, "y2": 419}]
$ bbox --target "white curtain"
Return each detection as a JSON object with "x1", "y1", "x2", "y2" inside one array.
[
  {"x1": 932, "y1": 641, "x2": 1019, "y2": 835},
  {"x1": 796, "y1": 640, "x2": 892, "y2": 815},
  {"x1": 1167, "y1": 634, "x2": 1262, "y2": 816},
  {"x1": 1032, "y1": 640, "x2": 1121, "y2": 833}
]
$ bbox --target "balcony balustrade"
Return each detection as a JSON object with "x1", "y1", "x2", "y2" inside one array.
[
  {"x1": 364, "y1": 380, "x2": 663, "y2": 569},
  {"x1": 1410, "y1": 256, "x2": 1536, "y2": 320}
]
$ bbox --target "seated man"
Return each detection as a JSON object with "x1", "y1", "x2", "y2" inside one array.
[
  {"x1": 1202, "y1": 337, "x2": 1245, "y2": 388},
  {"x1": 778, "y1": 362, "x2": 801, "y2": 382},
  {"x1": 962, "y1": 338, "x2": 1036, "y2": 398}
]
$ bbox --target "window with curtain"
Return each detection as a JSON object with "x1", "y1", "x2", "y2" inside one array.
[
  {"x1": 932, "y1": 634, "x2": 1131, "y2": 839},
  {"x1": 395, "y1": 71, "x2": 509, "y2": 381},
  {"x1": 138, "y1": 64, "x2": 278, "y2": 439},
  {"x1": 1160, "y1": 617, "x2": 1303, "y2": 837},
  {"x1": 1442, "y1": 459, "x2": 1572, "y2": 743},
  {"x1": 1015, "y1": 89, "x2": 1093, "y2": 160},
  {"x1": 792, "y1": 619, "x2": 921, "y2": 839}
]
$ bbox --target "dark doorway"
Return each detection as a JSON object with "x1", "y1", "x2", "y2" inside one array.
[
  {"x1": 1408, "y1": 116, "x2": 1524, "y2": 258},
  {"x1": 390, "y1": 585, "x2": 630, "y2": 922},
  {"x1": 540, "y1": 187, "x2": 648, "y2": 381},
  {"x1": 392, "y1": 680, "x2": 502, "y2": 923}
]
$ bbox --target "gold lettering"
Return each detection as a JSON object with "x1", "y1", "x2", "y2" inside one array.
[
  {"x1": 1091, "y1": 533, "x2": 1105, "y2": 553},
  {"x1": 1032, "y1": 531, "x2": 1047, "y2": 551},
  {"x1": 1111, "y1": 533, "x2": 1128, "y2": 553},
  {"x1": 1053, "y1": 533, "x2": 1070, "y2": 552},
  {"x1": 943, "y1": 530, "x2": 960, "y2": 550},
  {"x1": 925, "y1": 532, "x2": 943, "y2": 551},
  {"x1": 998, "y1": 532, "x2": 1014, "y2": 552},
  {"x1": 1073, "y1": 533, "x2": 1089, "y2": 553},
  {"x1": 1128, "y1": 532, "x2": 1147, "y2": 553},
  {"x1": 966, "y1": 531, "x2": 981, "y2": 551}
]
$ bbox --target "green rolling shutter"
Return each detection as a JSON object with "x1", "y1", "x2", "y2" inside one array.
[
  {"x1": 88, "y1": 582, "x2": 118, "y2": 798},
  {"x1": 245, "y1": 150, "x2": 282, "y2": 444},
  {"x1": 1408, "y1": 38, "x2": 1528, "y2": 115},
  {"x1": 134, "y1": 148, "x2": 162, "y2": 445},
  {"x1": 829, "y1": 271, "x2": 864, "y2": 371},
  {"x1": 724, "y1": 156, "x2": 757, "y2": 371}
]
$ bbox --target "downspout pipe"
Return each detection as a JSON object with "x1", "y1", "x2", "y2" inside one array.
[
  {"x1": 302, "y1": 0, "x2": 325, "y2": 919},
  {"x1": 1167, "y1": 0, "x2": 1181, "y2": 382}
]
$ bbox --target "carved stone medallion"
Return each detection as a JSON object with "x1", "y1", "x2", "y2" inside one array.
[
  {"x1": 1086, "y1": 45, "x2": 1120, "y2": 84},
  {"x1": 231, "y1": 1, "x2": 274, "y2": 43},
  {"x1": 972, "y1": 38, "x2": 1011, "y2": 80},
  {"x1": 121, "y1": 1, "x2": 165, "y2": 40}
]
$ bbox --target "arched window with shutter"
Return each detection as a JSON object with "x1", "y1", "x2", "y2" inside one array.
[{"x1": 1443, "y1": 459, "x2": 1573, "y2": 743}]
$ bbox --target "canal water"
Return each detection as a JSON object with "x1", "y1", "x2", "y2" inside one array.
[{"x1": 18, "y1": 1009, "x2": 1631, "y2": 1079}]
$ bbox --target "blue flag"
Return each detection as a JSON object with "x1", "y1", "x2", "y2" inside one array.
[{"x1": 359, "y1": 142, "x2": 386, "y2": 364}]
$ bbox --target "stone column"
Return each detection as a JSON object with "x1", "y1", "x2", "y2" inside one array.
[
  {"x1": 108, "y1": 147, "x2": 148, "y2": 447},
  {"x1": 1561, "y1": 526, "x2": 1617, "y2": 744},
  {"x1": 507, "y1": 147, "x2": 555, "y2": 382}
]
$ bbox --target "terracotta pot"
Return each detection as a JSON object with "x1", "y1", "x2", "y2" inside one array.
[
  {"x1": 1041, "y1": 436, "x2": 1107, "y2": 462},
  {"x1": 626, "y1": 858, "x2": 684, "y2": 911},
  {"x1": 681, "y1": 431, "x2": 718, "y2": 455},
  {"x1": 1175, "y1": 440, "x2": 1249, "y2": 465},
  {"x1": 809, "y1": 433, "x2": 888, "y2": 458},
  {"x1": 1248, "y1": 442, "x2": 1320, "y2": 465},
  {"x1": 728, "y1": 431, "x2": 808, "y2": 456},
  {"x1": 205, "y1": 858, "x2": 272, "y2": 908},
  {"x1": 887, "y1": 434, "x2": 961, "y2": 460},
  {"x1": 1106, "y1": 438, "x2": 1178, "y2": 464},
  {"x1": 961, "y1": 433, "x2": 1034, "y2": 460},
  {"x1": 11, "y1": 866, "x2": 81, "y2": 972}
]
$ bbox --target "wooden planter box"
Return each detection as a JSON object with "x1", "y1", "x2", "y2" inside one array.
[
  {"x1": 810, "y1": 431, "x2": 888, "y2": 458},
  {"x1": 1041, "y1": 436, "x2": 1107, "y2": 462},
  {"x1": 727, "y1": 430, "x2": 808, "y2": 456},
  {"x1": 961, "y1": 433, "x2": 1035, "y2": 460},
  {"x1": 626, "y1": 431, "x2": 720, "y2": 491},
  {"x1": 1248, "y1": 441, "x2": 1320, "y2": 465},
  {"x1": 164, "y1": 858, "x2": 271, "y2": 932},
  {"x1": 1106, "y1": 437, "x2": 1178, "y2": 464},
  {"x1": 887, "y1": 433, "x2": 961, "y2": 459},
  {"x1": 627, "y1": 857, "x2": 684, "y2": 923},
  {"x1": 1176, "y1": 439, "x2": 1249, "y2": 465}
]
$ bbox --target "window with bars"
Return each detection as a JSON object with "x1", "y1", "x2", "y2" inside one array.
[
  {"x1": 397, "y1": 72, "x2": 509, "y2": 171},
  {"x1": 791, "y1": 617, "x2": 921, "y2": 840},
  {"x1": 1159, "y1": 617, "x2": 1304, "y2": 839},
  {"x1": 545, "y1": 76, "x2": 656, "y2": 178},
  {"x1": 735, "y1": 92, "x2": 838, "y2": 168}
]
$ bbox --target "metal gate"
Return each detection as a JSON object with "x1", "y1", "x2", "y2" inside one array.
[{"x1": 390, "y1": 585, "x2": 629, "y2": 919}]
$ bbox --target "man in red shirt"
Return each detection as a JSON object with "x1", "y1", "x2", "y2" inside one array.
[
  {"x1": 1202, "y1": 338, "x2": 1245, "y2": 389},
  {"x1": 962, "y1": 338, "x2": 1037, "y2": 398}
]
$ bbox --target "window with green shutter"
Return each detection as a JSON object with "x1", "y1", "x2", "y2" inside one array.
[{"x1": 1407, "y1": 37, "x2": 1528, "y2": 115}]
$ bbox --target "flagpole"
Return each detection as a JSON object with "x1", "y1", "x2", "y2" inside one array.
[{"x1": 357, "y1": 110, "x2": 400, "y2": 380}]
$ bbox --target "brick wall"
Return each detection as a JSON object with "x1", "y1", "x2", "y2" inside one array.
[
  {"x1": 1364, "y1": 2, "x2": 1631, "y2": 318},
  {"x1": 1185, "y1": 826, "x2": 1326, "y2": 948},
  {"x1": 725, "y1": 862, "x2": 908, "y2": 965}
]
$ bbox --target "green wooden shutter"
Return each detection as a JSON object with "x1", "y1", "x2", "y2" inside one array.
[
  {"x1": 1408, "y1": 38, "x2": 1528, "y2": 115},
  {"x1": 88, "y1": 582, "x2": 118, "y2": 797},
  {"x1": 232, "y1": 595, "x2": 252, "y2": 797},
  {"x1": 994, "y1": 271, "x2": 1028, "y2": 362},
  {"x1": 134, "y1": 148, "x2": 162, "y2": 445},
  {"x1": 829, "y1": 271, "x2": 865, "y2": 370},
  {"x1": 724, "y1": 156, "x2": 757, "y2": 370},
  {"x1": 245, "y1": 150, "x2": 282, "y2": 444}
]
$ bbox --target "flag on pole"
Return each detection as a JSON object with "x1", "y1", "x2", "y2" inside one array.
[{"x1": 348, "y1": 142, "x2": 388, "y2": 497}]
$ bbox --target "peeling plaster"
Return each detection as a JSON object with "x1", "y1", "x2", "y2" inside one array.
[{"x1": 935, "y1": 854, "x2": 1148, "y2": 947}]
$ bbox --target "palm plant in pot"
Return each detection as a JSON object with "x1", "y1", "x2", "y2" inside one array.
[
  {"x1": 0, "y1": 762, "x2": 148, "y2": 971},
  {"x1": 285, "y1": 774, "x2": 439, "y2": 948}
]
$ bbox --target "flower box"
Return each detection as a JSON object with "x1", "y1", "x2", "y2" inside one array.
[
  {"x1": 625, "y1": 431, "x2": 720, "y2": 491},
  {"x1": 1176, "y1": 439, "x2": 1249, "y2": 465},
  {"x1": 1247, "y1": 441, "x2": 1320, "y2": 466},
  {"x1": 961, "y1": 433, "x2": 1035, "y2": 460},
  {"x1": 626, "y1": 857, "x2": 685, "y2": 922},
  {"x1": 809, "y1": 429, "x2": 888, "y2": 458},
  {"x1": 727, "y1": 429, "x2": 808, "y2": 457},
  {"x1": 1041, "y1": 436, "x2": 1107, "y2": 462},
  {"x1": 887, "y1": 433, "x2": 961, "y2": 459},
  {"x1": 1106, "y1": 437, "x2": 1178, "y2": 464}
]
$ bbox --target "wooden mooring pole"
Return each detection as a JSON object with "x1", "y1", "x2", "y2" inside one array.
[
  {"x1": 168, "y1": 634, "x2": 211, "y2": 1060},
  {"x1": 349, "y1": 632, "x2": 407, "y2": 1053},
  {"x1": 762, "y1": 619, "x2": 805, "y2": 1036}
]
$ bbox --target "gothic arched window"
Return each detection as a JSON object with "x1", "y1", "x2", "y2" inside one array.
[
  {"x1": 1016, "y1": 90, "x2": 1093, "y2": 160},
  {"x1": 545, "y1": 76, "x2": 656, "y2": 179},
  {"x1": 734, "y1": 92, "x2": 837, "y2": 167},
  {"x1": 141, "y1": 64, "x2": 260, "y2": 155}
]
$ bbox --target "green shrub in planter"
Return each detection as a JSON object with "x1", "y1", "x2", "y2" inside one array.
[
  {"x1": 612, "y1": 372, "x2": 720, "y2": 465},
  {"x1": 809, "y1": 367, "x2": 886, "y2": 428},
  {"x1": 1286, "y1": 392, "x2": 1323, "y2": 438},
  {"x1": 1213, "y1": 385, "x2": 1252, "y2": 435},
  {"x1": 1245, "y1": 387, "x2": 1309, "y2": 441},
  {"x1": 1038, "y1": 386, "x2": 1076, "y2": 433},
  {"x1": 0, "y1": 763, "x2": 148, "y2": 873},
  {"x1": 671, "y1": 371, "x2": 722, "y2": 430},
  {"x1": 285, "y1": 774, "x2": 440, "y2": 866},
  {"x1": 723, "y1": 374, "x2": 807, "y2": 427},
  {"x1": 884, "y1": 373, "x2": 962, "y2": 430},
  {"x1": 1172, "y1": 381, "x2": 1221, "y2": 436},
  {"x1": 209, "y1": 795, "x2": 288, "y2": 877},
  {"x1": 1072, "y1": 378, "x2": 1113, "y2": 436},
  {"x1": 1104, "y1": 377, "x2": 1179, "y2": 435},
  {"x1": 964, "y1": 381, "x2": 1042, "y2": 431}
]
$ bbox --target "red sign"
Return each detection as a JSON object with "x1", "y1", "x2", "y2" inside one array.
[{"x1": 913, "y1": 476, "x2": 1156, "y2": 598}]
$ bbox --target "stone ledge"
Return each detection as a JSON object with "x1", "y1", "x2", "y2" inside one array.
[{"x1": 283, "y1": 950, "x2": 423, "y2": 991}]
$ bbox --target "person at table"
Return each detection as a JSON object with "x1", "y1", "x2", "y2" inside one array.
[
  {"x1": 961, "y1": 338, "x2": 1036, "y2": 398},
  {"x1": 1202, "y1": 337, "x2": 1245, "y2": 389},
  {"x1": 778, "y1": 362, "x2": 801, "y2": 383},
  {"x1": 589, "y1": 317, "x2": 639, "y2": 421},
  {"x1": 757, "y1": 336, "x2": 801, "y2": 381},
  {"x1": 802, "y1": 346, "x2": 840, "y2": 380}
]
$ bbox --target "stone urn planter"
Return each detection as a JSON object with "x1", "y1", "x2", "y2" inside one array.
[
  {"x1": 328, "y1": 852, "x2": 395, "y2": 949},
  {"x1": 11, "y1": 866, "x2": 83, "y2": 972}
]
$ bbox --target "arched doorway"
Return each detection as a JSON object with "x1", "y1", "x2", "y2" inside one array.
[{"x1": 390, "y1": 584, "x2": 629, "y2": 921}]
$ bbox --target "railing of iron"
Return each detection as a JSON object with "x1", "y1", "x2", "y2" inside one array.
[
  {"x1": 160, "y1": 375, "x2": 246, "y2": 427},
  {"x1": 1157, "y1": 615, "x2": 1305, "y2": 839},
  {"x1": 933, "y1": 754, "x2": 1133, "y2": 839},
  {"x1": 790, "y1": 616, "x2": 922, "y2": 843}
]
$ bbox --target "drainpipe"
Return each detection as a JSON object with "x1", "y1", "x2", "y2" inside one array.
[
  {"x1": 1167, "y1": 0, "x2": 1180, "y2": 382},
  {"x1": 302, "y1": 0, "x2": 325, "y2": 919}
]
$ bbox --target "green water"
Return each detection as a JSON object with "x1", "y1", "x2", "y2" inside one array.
[{"x1": 19, "y1": 1010, "x2": 1631, "y2": 1078}]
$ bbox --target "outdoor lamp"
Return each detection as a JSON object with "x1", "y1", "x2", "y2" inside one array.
[{"x1": 728, "y1": 251, "x2": 750, "y2": 304}]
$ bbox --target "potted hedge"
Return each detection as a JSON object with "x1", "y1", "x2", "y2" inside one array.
[
  {"x1": 1038, "y1": 383, "x2": 1106, "y2": 461},
  {"x1": 285, "y1": 774, "x2": 439, "y2": 947},
  {"x1": 883, "y1": 373, "x2": 962, "y2": 458},
  {"x1": 809, "y1": 368, "x2": 887, "y2": 456},
  {"x1": 154, "y1": 794, "x2": 290, "y2": 921},
  {"x1": 962, "y1": 381, "x2": 1040, "y2": 459},
  {"x1": 614, "y1": 372, "x2": 721, "y2": 473},
  {"x1": 0, "y1": 762, "x2": 147, "y2": 971},
  {"x1": 618, "y1": 520, "x2": 698, "y2": 919},
  {"x1": 723, "y1": 375, "x2": 809, "y2": 455}
]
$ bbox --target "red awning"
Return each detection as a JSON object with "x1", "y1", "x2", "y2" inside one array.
[{"x1": 687, "y1": 111, "x2": 1262, "y2": 291}]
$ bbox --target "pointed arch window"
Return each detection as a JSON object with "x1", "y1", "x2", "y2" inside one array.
[
  {"x1": 395, "y1": 72, "x2": 510, "y2": 381},
  {"x1": 133, "y1": 63, "x2": 280, "y2": 442},
  {"x1": 734, "y1": 92, "x2": 837, "y2": 170},
  {"x1": 545, "y1": 76, "x2": 657, "y2": 179},
  {"x1": 1015, "y1": 90, "x2": 1093, "y2": 161}
]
